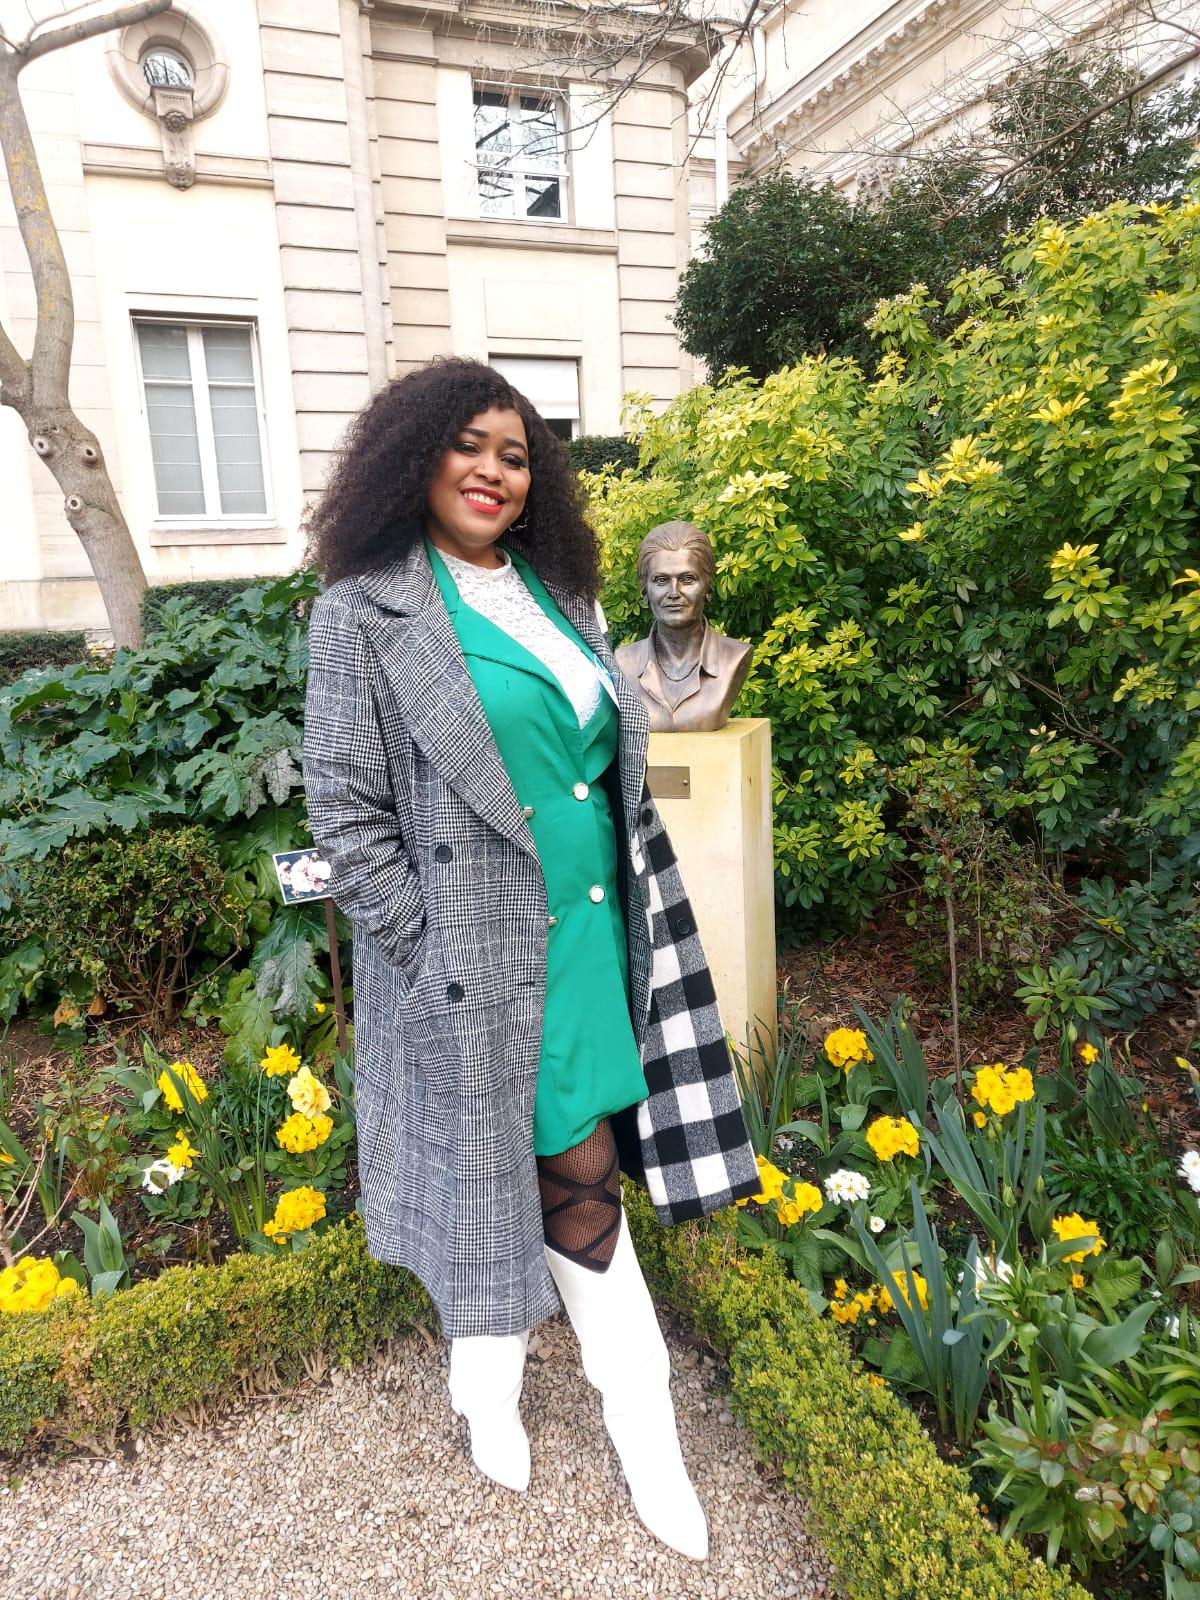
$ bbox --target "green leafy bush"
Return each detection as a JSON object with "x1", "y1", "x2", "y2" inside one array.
[
  {"x1": 0, "y1": 572, "x2": 332, "y2": 1045},
  {"x1": 589, "y1": 197, "x2": 1200, "y2": 940},
  {"x1": 0, "y1": 825, "x2": 237, "y2": 1026}
]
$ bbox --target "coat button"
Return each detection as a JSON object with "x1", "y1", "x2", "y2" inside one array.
[
  {"x1": 522, "y1": 804, "x2": 535, "y2": 818},
  {"x1": 434, "y1": 844, "x2": 452, "y2": 863},
  {"x1": 641, "y1": 805, "x2": 654, "y2": 824},
  {"x1": 588, "y1": 885, "x2": 605, "y2": 904},
  {"x1": 548, "y1": 915, "x2": 559, "y2": 927},
  {"x1": 672, "y1": 915, "x2": 693, "y2": 937},
  {"x1": 573, "y1": 781, "x2": 589, "y2": 801},
  {"x1": 446, "y1": 982, "x2": 465, "y2": 1002}
]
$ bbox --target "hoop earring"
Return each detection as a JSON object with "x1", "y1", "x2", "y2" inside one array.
[{"x1": 509, "y1": 510, "x2": 531, "y2": 534}]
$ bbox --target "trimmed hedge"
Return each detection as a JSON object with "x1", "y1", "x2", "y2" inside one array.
[
  {"x1": 0, "y1": 1215, "x2": 429, "y2": 1453},
  {"x1": 140, "y1": 577, "x2": 285, "y2": 636},
  {"x1": 0, "y1": 631, "x2": 86, "y2": 681},
  {"x1": 1, "y1": 1194, "x2": 1089, "y2": 1596},
  {"x1": 623, "y1": 1188, "x2": 1091, "y2": 1600},
  {"x1": 564, "y1": 433, "x2": 640, "y2": 477}
]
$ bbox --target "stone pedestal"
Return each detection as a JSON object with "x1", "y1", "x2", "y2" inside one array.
[{"x1": 646, "y1": 718, "x2": 776, "y2": 1066}]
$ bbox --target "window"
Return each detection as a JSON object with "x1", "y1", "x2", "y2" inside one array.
[
  {"x1": 473, "y1": 86, "x2": 568, "y2": 221},
  {"x1": 141, "y1": 47, "x2": 194, "y2": 90},
  {"x1": 489, "y1": 356, "x2": 581, "y2": 440},
  {"x1": 134, "y1": 320, "x2": 269, "y2": 520}
]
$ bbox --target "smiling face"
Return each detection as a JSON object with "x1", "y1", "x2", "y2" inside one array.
[
  {"x1": 644, "y1": 547, "x2": 709, "y2": 629},
  {"x1": 425, "y1": 405, "x2": 531, "y2": 566}
]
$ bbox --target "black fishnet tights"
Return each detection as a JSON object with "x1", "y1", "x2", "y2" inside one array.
[{"x1": 537, "y1": 1118, "x2": 621, "y2": 1273}]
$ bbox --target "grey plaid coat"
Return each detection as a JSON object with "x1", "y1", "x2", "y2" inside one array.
[{"x1": 302, "y1": 536, "x2": 758, "y2": 1337}]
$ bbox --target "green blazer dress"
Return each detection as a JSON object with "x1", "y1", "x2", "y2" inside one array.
[{"x1": 427, "y1": 539, "x2": 649, "y2": 1156}]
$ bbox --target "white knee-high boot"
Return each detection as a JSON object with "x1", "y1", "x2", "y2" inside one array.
[
  {"x1": 544, "y1": 1206, "x2": 709, "y2": 1561},
  {"x1": 447, "y1": 1332, "x2": 531, "y2": 1493}
]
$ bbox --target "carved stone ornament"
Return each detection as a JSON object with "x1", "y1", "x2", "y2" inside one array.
[
  {"x1": 106, "y1": 10, "x2": 229, "y2": 190},
  {"x1": 154, "y1": 87, "x2": 196, "y2": 189}
]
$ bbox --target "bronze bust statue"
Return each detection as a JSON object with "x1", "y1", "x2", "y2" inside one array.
[{"x1": 614, "y1": 521, "x2": 752, "y2": 732}]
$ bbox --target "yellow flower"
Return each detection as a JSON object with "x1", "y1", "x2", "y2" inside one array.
[
  {"x1": 829, "y1": 1287, "x2": 877, "y2": 1326},
  {"x1": 0, "y1": 1255, "x2": 78, "y2": 1315},
  {"x1": 287, "y1": 1066, "x2": 332, "y2": 1119},
  {"x1": 832, "y1": 1278, "x2": 849, "y2": 1302},
  {"x1": 1078, "y1": 1042, "x2": 1099, "y2": 1065},
  {"x1": 877, "y1": 1270, "x2": 930, "y2": 1314},
  {"x1": 261, "y1": 1043, "x2": 302, "y2": 1079},
  {"x1": 0, "y1": 1152, "x2": 14, "y2": 1166},
  {"x1": 972, "y1": 1111, "x2": 988, "y2": 1129},
  {"x1": 166, "y1": 1133, "x2": 199, "y2": 1171},
  {"x1": 776, "y1": 1182, "x2": 822, "y2": 1227},
  {"x1": 867, "y1": 1374, "x2": 886, "y2": 1388},
  {"x1": 823, "y1": 1028, "x2": 874, "y2": 1072},
  {"x1": 313, "y1": 1002, "x2": 327, "y2": 1015},
  {"x1": 866, "y1": 1116, "x2": 920, "y2": 1162},
  {"x1": 1071, "y1": 1272, "x2": 1085, "y2": 1290},
  {"x1": 263, "y1": 1185, "x2": 327, "y2": 1241},
  {"x1": 156, "y1": 1061, "x2": 208, "y2": 1115},
  {"x1": 276, "y1": 1111, "x2": 334, "y2": 1154},
  {"x1": 971, "y1": 1063, "x2": 1035, "y2": 1118},
  {"x1": 1052, "y1": 1212, "x2": 1105, "y2": 1263},
  {"x1": 736, "y1": 1153, "x2": 788, "y2": 1207}
]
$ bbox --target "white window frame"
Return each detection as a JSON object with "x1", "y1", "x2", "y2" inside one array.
[
  {"x1": 472, "y1": 81, "x2": 570, "y2": 226},
  {"x1": 489, "y1": 355, "x2": 582, "y2": 438},
  {"x1": 131, "y1": 314, "x2": 274, "y2": 526}
]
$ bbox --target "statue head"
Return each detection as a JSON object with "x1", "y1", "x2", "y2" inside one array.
[{"x1": 635, "y1": 521, "x2": 714, "y2": 632}]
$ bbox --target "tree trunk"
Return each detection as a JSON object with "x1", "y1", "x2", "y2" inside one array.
[{"x1": 0, "y1": 39, "x2": 151, "y2": 646}]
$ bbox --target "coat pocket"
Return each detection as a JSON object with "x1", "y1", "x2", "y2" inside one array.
[{"x1": 396, "y1": 980, "x2": 462, "y2": 1102}]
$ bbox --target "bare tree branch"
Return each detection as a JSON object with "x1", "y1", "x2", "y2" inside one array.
[
  {"x1": 15, "y1": 0, "x2": 170, "y2": 70},
  {"x1": 959, "y1": 44, "x2": 1200, "y2": 216}
]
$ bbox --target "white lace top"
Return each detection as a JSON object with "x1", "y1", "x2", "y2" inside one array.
[{"x1": 439, "y1": 546, "x2": 613, "y2": 729}]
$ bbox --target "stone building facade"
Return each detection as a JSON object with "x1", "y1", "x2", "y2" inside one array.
[{"x1": 0, "y1": 0, "x2": 710, "y2": 632}]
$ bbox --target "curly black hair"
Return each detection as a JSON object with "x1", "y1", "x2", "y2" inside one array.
[{"x1": 308, "y1": 356, "x2": 600, "y2": 600}]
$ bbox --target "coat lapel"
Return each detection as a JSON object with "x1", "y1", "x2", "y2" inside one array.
[
  {"x1": 358, "y1": 540, "x2": 536, "y2": 859},
  {"x1": 539, "y1": 572, "x2": 650, "y2": 852}
]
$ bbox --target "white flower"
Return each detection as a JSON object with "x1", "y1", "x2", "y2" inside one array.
[
  {"x1": 868, "y1": 1215, "x2": 886, "y2": 1234},
  {"x1": 1166, "y1": 1314, "x2": 1181, "y2": 1339},
  {"x1": 824, "y1": 1168, "x2": 871, "y2": 1205},
  {"x1": 774, "y1": 1135, "x2": 795, "y2": 1154},
  {"x1": 961, "y1": 1253, "x2": 1014, "y2": 1291},
  {"x1": 141, "y1": 1158, "x2": 183, "y2": 1195},
  {"x1": 1179, "y1": 1150, "x2": 1200, "y2": 1194}
]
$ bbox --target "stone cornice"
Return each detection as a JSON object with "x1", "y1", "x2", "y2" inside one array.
[{"x1": 730, "y1": 0, "x2": 998, "y2": 161}]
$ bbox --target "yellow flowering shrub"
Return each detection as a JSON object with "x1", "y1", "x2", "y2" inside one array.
[
  {"x1": 1051, "y1": 1212, "x2": 1105, "y2": 1262},
  {"x1": 823, "y1": 1027, "x2": 874, "y2": 1072},
  {"x1": 970, "y1": 1063, "x2": 1035, "y2": 1118},
  {"x1": 276, "y1": 1112, "x2": 333, "y2": 1155},
  {"x1": 0, "y1": 1256, "x2": 80, "y2": 1316},
  {"x1": 156, "y1": 1060, "x2": 207, "y2": 1115},
  {"x1": 866, "y1": 1116, "x2": 920, "y2": 1162}
]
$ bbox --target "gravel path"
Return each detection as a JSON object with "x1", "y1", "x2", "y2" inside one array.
[{"x1": 2, "y1": 1314, "x2": 837, "y2": 1600}]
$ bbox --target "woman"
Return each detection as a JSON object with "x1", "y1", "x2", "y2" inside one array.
[{"x1": 302, "y1": 357, "x2": 758, "y2": 1561}]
